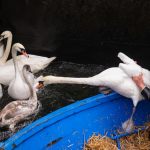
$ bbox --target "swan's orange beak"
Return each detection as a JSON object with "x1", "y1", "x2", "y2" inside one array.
[
  {"x1": 36, "y1": 82, "x2": 44, "y2": 89},
  {"x1": 0, "y1": 36, "x2": 4, "y2": 41},
  {"x1": 21, "y1": 50, "x2": 29, "y2": 58}
]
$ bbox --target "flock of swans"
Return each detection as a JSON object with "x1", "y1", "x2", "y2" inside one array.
[
  {"x1": 0, "y1": 31, "x2": 56, "y2": 130},
  {"x1": 0, "y1": 30, "x2": 149, "y2": 133}
]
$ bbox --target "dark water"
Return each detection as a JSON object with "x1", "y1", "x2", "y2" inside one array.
[{"x1": 0, "y1": 61, "x2": 107, "y2": 142}]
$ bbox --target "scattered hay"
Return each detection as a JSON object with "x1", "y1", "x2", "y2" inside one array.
[
  {"x1": 83, "y1": 133, "x2": 119, "y2": 150},
  {"x1": 84, "y1": 123, "x2": 150, "y2": 150},
  {"x1": 120, "y1": 122, "x2": 150, "y2": 150}
]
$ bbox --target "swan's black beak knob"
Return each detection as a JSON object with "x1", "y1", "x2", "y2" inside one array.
[{"x1": 36, "y1": 81, "x2": 44, "y2": 89}]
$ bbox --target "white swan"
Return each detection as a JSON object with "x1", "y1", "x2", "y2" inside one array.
[
  {"x1": 36, "y1": 57, "x2": 150, "y2": 133},
  {"x1": 0, "y1": 31, "x2": 56, "y2": 73},
  {"x1": 0, "y1": 43, "x2": 27, "y2": 99},
  {"x1": 0, "y1": 65, "x2": 38, "y2": 130},
  {"x1": 36, "y1": 69, "x2": 143, "y2": 105},
  {"x1": 118, "y1": 52, "x2": 150, "y2": 132},
  {"x1": 8, "y1": 43, "x2": 35, "y2": 100}
]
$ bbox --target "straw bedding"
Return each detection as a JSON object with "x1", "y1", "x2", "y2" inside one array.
[
  {"x1": 83, "y1": 123, "x2": 150, "y2": 150},
  {"x1": 83, "y1": 133, "x2": 118, "y2": 150}
]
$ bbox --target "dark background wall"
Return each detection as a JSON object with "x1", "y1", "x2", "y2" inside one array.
[{"x1": 0, "y1": 0, "x2": 150, "y2": 69}]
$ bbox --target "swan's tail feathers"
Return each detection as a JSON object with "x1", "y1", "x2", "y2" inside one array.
[
  {"x1": 49, "y1": 56, "x2": 57, "y2": 62},
  {"x1": 31, "y1": 57, "x2": 56, "y2": 73},
  {"x1": 118, "y1": 52, "x2": 135, "y2": 65},
  {"x1": 39, "y1": 56, "x2": 56, "y2": 70},
  {"x1": 119, "y1": 63, "x2": 142, "y2": 77},
  {"x1": 42, "y1": 56, "x2": 56, "y2": 68}
]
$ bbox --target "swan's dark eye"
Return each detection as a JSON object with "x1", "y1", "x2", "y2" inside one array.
[
  {"x1": 39, "y1": 81, "x2": 44, "y2": 84},
  {"x1": 19, "y1": 48, "x2": 25, "y2": 52}
]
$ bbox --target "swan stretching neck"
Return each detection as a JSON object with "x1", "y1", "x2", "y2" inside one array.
[
  {"x1": 37, "y1": 52, "x2": 150, "y2": 133},
  {"x1": 36, "y1": 76, "x2": 97, "y2": 88}
]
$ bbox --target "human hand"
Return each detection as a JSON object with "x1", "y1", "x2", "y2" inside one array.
[{"x1": 132, "y1": 73, "x2": 145, "y2": 90}]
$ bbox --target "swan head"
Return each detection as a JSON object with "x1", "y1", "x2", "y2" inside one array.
[
  {"x1": 23, "y1": 64, "x2": 32, "y2": 73},
  {"x1": 12, "y1": 43, "x2": 29, "y2": 58},
  {"x1": 0, "y1": 31, "x2": 12, "y2": 41},
  {"x1": 36, "y1": 76, "x2": 53, "y2": 88},
  {"x1": 36, "y1": 81, "x2": 45, "y2": 88}
]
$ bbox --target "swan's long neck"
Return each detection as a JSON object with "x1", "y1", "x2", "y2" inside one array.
[
  {"x1": 12, "y1": 47, "x2": 20, "y2": 78},
  {"x1": 44, "y1": 76, "x2": 97, "y2": 86},
  {"x1": 1, "y1": 35, "x2": 12, "y2": 64},
  {"x1": 23, "y1": 68, "x2": 37, "y2": 100}
]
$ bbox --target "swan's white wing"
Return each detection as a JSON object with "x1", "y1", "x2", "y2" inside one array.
[
  {"x1": 18, "y1": 54, "x2": 46, "y2": 58},
  {"x1": 118, "y1": 52, "x2": 135, "y2": 65},
  {"x1": 119, "y1": 63, "x2": 142, "y2": 77},
  {"x1": 6, "y1": 54, "x2": 55, "y2": 64},
  {"x1": 5, "y1": 55, "x2": 56, "y2": 73}
]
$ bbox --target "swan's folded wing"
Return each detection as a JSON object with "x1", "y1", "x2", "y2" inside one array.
[
  {"x1": 6, "y1": 54, "x2": 47, "y2": 63},
  {"x1": 119, "y1": 63, "x2": 142, "y2": 77},
  {"x1": 118, "y1": 52, "x2": 135, "y2": 65},
  {"x1": 5, "y1": 56, "x2": 56, "y2": 73}
]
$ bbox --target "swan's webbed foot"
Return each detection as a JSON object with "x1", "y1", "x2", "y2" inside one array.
[
  {"x1": 122, "y1": 117, "x2": 134, "y2": 133},
  {"x1": 122, "y1": 106, "x2": 136, "y2": 133},
  {"x1": 99, "y1": 86, "x2": 113, "y2": 95}
]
